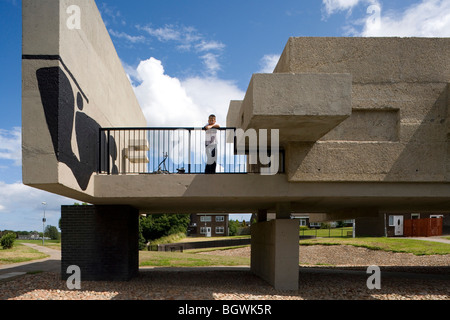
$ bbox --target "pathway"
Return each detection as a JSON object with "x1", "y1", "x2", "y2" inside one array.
[{"x1": 0, "y1": 243, "x2": 61, "y2": 281}]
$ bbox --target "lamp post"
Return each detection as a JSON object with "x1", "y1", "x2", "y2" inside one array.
[{"x1": 42, "y1": 202, "x2": 47, "y2": 245}]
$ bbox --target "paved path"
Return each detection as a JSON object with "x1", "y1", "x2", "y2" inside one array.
[
  {"x1": 0, "y1": 243, "x2": 61, "y2": 281},
  {"x1": 399, "y1": 236, "x2": 450, "y2": 244}
]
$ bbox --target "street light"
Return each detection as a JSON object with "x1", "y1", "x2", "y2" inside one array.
[{"x1": 42, "y1": 202, "x2": 47, "y2": 245}]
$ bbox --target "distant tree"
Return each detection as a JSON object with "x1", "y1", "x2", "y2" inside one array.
[
  {"x1": 140, "y1": 214, "x2": 190, "y2": 242},
  {"x1": 228, "y1": 220, "x2": 241, "y2": 236},
  {"x1": 138, "y1": 220, "x2": 147, "y2": 250},
  {"x1": 45, "y1": 225, "x2": 60, "y2": 240}
]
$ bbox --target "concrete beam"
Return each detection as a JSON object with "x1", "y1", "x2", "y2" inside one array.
[{"x1": 235, "y1": 73, "x2": 352, "y2": 144}]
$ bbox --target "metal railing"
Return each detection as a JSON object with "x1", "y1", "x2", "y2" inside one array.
[{"x1": 98, "y1": 127, "x2": 284, "y2": 175}]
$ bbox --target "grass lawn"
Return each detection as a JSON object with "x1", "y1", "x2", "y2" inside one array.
[
  {"x1": 299, "y1": 237, "x2": 450, "y2": 256},
  {"x1": 16, "y1": 240, "x2": 61, "y2": 250},
  {"x1": 149, "y1": 233, "x2": 251, "y2": 245},
  {"x1": 0, "y1": 244, "x2": 49, "y2": 265},
  {"x1": 139, "y1": 250, "x2": 250, "y2": 267},
  {"x1": 300, "y1": 227, "x2": 353, "y2": 238}
]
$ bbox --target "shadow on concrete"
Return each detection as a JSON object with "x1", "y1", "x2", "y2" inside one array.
[{"x1": 0, "y1": 259, "x2": 60, "y2": 276}]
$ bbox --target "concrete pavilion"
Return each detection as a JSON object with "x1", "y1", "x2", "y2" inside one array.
[{"x1": 22, "y1": 0, "x2": 450, "y2": 290}]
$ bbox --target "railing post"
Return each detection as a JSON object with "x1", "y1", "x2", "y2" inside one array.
[
  {"x1": 188, "y1": 129, "x2": 191, "y2": 174},
  {"x1": 106, "y1": 129, "x2": 111, "y2": 175},
  {"x1": 98, "y1": 128, "x2": 102, "y2": 173}
]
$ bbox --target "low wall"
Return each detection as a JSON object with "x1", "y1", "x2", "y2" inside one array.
[{"x1": 154, "y1": 238, "x2": 251, "y2": 251}]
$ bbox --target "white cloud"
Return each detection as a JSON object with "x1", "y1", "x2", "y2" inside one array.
[
  {"x1": 138, "y1": 24, "x2": 207, "y2": 50},
  {"x1": 324, "y1": 0, "x2": 450, "y2": 37},
  {"x1": 131, "y1": 57, "x2": 244, "y2": 127},
  {"x1": 361, "y1": 0, "x2": 450, "y2": 37},
  {"x1": 200, "y1": 53, "x2": 221, "y2": 76},
  {"x1": 99, "y1": 3, "x2": 126, "y2": 26},
  {"x1": 322, "y1": 0, "x2": 364, "y2": 16},
  {"x1": 140, "y1": 24, "x2": 183, "y2": 42},
  {"x1": 0, "y1": 181, "x2": 75, "y2": 231},
  {"x1": 195, "y1": 40, "x2": 226, "y2": 52},
  {"x1": 0, "y1": 127, "x2": 21, "y2": 165},
  {"x1": 108, "y1": 29, "x2": 146, "y2": 43},
  {"x1": 258, "y1": 54, "x2": 281, "y2": 73},
  {"x1": 137, "y1": 24, "x2": 226, "y2": 75},
  {"x1": 182, "y1": 76, "x2": 245, "y2": 126},
  {"x1": 133, "y1": 58, "x2": 200, "y2": 127}
]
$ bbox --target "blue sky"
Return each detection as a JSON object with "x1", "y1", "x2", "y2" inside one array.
[{"x1": 0, "y1": 0, "x2": 449, "y2": 231}]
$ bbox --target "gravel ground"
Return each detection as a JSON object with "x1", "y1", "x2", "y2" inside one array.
[{"x1": 0, "y1": 245, "x2": 448, "y2": 300}]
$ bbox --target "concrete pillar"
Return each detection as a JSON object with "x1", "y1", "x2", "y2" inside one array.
[
  {"x1": 257, "y1": 209, "x2": 268, "y2": 222},
  {"x1": 276, "y1": 202, "x2": 291, "y2": 219},
  {"x1": 251, "y1": 203, "x2": 299, "y2": 290},
  {"x1": 60, "y1": 205, "x2": 139, "y2": 281}
]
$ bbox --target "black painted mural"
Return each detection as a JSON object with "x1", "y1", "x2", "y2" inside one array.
[{"x1": 36, "y1": 66, "x2": 113, "y2": 191}]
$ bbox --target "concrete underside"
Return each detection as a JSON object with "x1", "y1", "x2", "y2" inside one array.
[{"x1": 36, "y1": 174, "x2": 450, "y2": 216}]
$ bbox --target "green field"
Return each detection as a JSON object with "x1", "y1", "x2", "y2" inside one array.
[
  {"x1": 16, "y1": 240, "x2": 61, "y2": 250},
  {"x1": 140, "y1": 250, "x2": 250, "y2": 267},
  {"x1": 300, "y1": 227, "x2": 353, "y2": 238},
  {"x1": 0, "y1": 243, "x2": 49, "y2": 264},
  {"x1": 1, "y1": 237, "x2": 449, "y2": 267},
  {"x1": 299, "y1": 237, "x2": 450, "y2": 256}
]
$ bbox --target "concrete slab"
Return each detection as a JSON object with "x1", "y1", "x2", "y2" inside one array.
[{"x1": 235, "y1": 73, "x2": 352, "y2": 144}]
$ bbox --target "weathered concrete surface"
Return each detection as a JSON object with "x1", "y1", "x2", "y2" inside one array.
[
  {"x1": 231, "y1": 73, "x2": 352, "y2": 144},
  {"x1": 22, "y1": 0, "x2": 146, "y2": 195},
  {"x1": 277, "y1": 38, "x2": 450, "y2": 184},
  {"x1": 274, "y1": 37, "x2": 450, "y2": 83},
  {"x1": 91, "y1": 174, "x2": 450, "y2": 216},
  {"x1": 251, "y1": 219, "x2": 299, "y2": 290},
  {"x1": 21, "y1": 4, "x2": 450, "y2": 220}
]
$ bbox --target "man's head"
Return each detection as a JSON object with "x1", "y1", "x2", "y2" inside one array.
[{"x1": 208, "y1": 114, "x2": 216, "y2": 125}]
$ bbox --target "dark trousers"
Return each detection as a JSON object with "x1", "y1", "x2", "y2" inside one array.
[{"x1": 205, "y1": 146, "x2": 216, "y2": 174}]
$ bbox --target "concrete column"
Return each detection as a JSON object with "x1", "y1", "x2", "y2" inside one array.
[
  {"x1": 276, "y1": 202, "x2": 291, "y2": 219},
  {"x1": 60, "y1": 205, "x2": 139, "y2": 281},
  {"x1": 257, "y1": 209, "x2": 268, "y2": 222},
  {"x1": 251, "y1": 219, "x2": 299, "y2": 290}
]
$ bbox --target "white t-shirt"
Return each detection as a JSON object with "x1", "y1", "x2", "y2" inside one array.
[{"x1": 205, "y1": 124, "x2": 218, "y2": 146}]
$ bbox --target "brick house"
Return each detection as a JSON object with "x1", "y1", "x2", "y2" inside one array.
[
  {"x1": 385, "y1": 213, "x2": 449, "y2": 237},
  {"x1": 187, "y1": 213, "x2": 229, "y2": 237}
]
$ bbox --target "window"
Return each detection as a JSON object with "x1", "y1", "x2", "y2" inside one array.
[
  {"x1": 200, "y1": 216, "x2": 211, "y2": 222},
  {"x1": 215, "y1": 227, "x2": 224, "y2": 234},
  {"x1": 411, "y1": 213, "x2": 420, "y2": 219},
  {"x1": 430, "y1": 215, "x2": 444, "y2": 219},
  {"x1": 388, "y1": 215, "x2": 394, "y2": 226},
  {"x1": 215, "y1": 216, "x2": 224, "y2": 222},
  {"x1": 299, "y1": 219, "x2": 306, "y2": 226}
]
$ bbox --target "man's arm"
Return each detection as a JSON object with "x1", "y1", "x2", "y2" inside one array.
[{"x1": 204, "y1": 124, "x2": 220, "y2": 130}]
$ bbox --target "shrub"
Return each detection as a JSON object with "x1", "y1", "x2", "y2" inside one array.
[{"x1": 1, "y1": 232, "x2": 16, "y2": 250}]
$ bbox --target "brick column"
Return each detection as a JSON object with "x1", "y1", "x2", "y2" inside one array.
[{"x1": 60, "y1": 205, "x2": 139, "y2": 281}]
